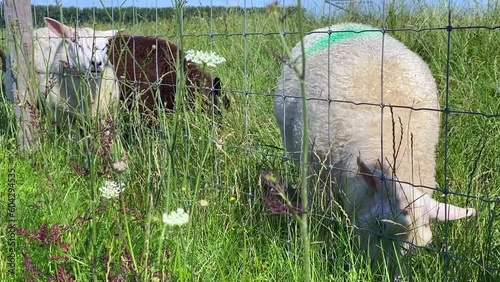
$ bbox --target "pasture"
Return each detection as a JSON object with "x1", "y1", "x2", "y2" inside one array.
[{"x1": 0, "y1": 3, "x2": 499, "y2": 281}]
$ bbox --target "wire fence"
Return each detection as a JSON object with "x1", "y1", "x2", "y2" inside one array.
[{"x1": 1, "y1": 0, "x2": 499, "y2": 281}]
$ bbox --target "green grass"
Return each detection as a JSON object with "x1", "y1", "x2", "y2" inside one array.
[{"x1": 1, "y1": 3, "x2": 499, "y2": 281}]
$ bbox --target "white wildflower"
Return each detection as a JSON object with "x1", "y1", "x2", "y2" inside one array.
[
  {"x1": 199, "y1": 199, "x2": 209, "y2": 207},
  {"x1": 162, "y1": 208, "x2": 189, "y2": 226},
  {"x1": 185, "y1": 49, "x2": 226, "y2": 68},
  {"x1": 99, "y1": 180, "x2": 125, "y2": 199}
]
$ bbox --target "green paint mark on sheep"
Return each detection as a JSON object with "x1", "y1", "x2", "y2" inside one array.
[{"x1": 306, "y1": 26, "x2": 380, "y2": 57}]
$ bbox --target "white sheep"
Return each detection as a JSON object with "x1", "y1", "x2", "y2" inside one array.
[
  {"x1": 274, "y1": 23, "x2": 475, "y2": 268},
  {"x1": 32, "y1": 17, "x2": 120, "y2": 125}
]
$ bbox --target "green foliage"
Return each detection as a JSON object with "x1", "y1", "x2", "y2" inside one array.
[{"x1": 0, "y1": 5, "x2": 301, "y2": 28}]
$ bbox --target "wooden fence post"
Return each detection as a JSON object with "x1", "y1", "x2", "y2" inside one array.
[{"x1": 4, "y1": 0, "x2": 35, "y2": 152}]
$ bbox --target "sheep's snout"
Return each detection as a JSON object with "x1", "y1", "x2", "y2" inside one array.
[
  {"x1": 416, "y1": 224, "x2": 433, "y2": 246},
  {"x1": 89, "y1": 60, "x2": 103, "y2": 74}
]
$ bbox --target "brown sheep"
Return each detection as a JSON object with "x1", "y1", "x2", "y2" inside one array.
[{"x1": 108, "y1": 35, "x2": 228, "y2": 122}]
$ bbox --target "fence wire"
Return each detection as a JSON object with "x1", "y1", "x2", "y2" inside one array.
[{"x1": 1, "y1": 0, "x2": 499, "y2": 280}]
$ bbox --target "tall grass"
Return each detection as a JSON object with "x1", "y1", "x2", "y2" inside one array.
[{"x1": 0, "y1": 3, "x2": 499, "y2": 281}]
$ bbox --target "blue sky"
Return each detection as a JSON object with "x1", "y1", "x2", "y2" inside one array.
[{"x1": 29, "y1": 0, "x2": 490, "y2": 12}]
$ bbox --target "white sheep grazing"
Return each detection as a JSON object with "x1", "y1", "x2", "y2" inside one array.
[
  {"x1": 274, "y1": 23, "x2": 475, "y2": 267},
  {"x1": 33, "y1": 17, "x2": 120, "y2": 125}
]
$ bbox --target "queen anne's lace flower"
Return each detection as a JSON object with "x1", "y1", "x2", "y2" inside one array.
[
  {"x1": 199, "y1": 199, "x2": 209, "y2": 207},
  {"x1": 99, "y1": 180, "x2": 125, "y2": 199},
  {"x1": 185, "y1": 50, "x2": 226, "y2": 68},
  {"x1": 163, "y1": 208, "x2": 189, "y2": 226}
]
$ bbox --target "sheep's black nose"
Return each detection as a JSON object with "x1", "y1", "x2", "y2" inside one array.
[{"x1": 90, "y1": 60, "x2": 102, "y2": 72}]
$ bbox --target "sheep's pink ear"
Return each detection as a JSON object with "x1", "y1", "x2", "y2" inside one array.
[
  {"x1": 357, "y1": 157, "x2": 380, "y2": 192},
  {"x1": 427, "y1": 199, "x2": 476, "y2": 221},
  {"x1": 44, "y1": 17, "x2": 75, "y2": 39}
]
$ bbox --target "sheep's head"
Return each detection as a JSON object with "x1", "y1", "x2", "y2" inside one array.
[
  {"x1": 44, "y1": 17, "x2": 119, "y2": 75},
  {"x1": 354, "y1": 157, "x2": 475, "y2": 260}
]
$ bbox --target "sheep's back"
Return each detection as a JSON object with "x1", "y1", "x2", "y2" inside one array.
[
  {"x1": 109, "y1": 35, "x2": 220, "y2": 119},
  {"x1": 109, "y1": 35, "x2": 177, "y2": 114},
  {"x1": 275, "y1": 23, "x2": 440, "y2": 191}
]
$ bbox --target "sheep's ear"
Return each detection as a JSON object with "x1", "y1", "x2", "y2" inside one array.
[
  {"x1": 44, "y1": 17, "x2": 75, "y2": 39},
  {"x1": 426, "y1": 198, "x2": 476, "y2": 221},
  {"x1": 357, "y1": 157, "x2": 381, "y2": 192}
]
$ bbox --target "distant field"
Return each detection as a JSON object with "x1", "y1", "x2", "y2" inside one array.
[{"x1": 0, "y1": 3, "x2": 498, "y2": 281}]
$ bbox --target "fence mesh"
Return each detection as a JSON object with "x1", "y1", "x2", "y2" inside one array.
[{"x1": 1, "y1": 0, "x2": 499, "y2": 281}]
